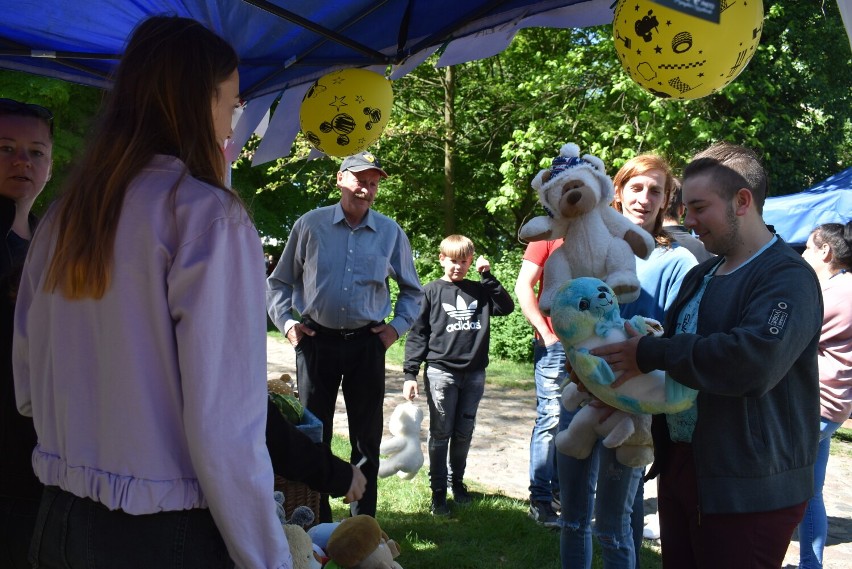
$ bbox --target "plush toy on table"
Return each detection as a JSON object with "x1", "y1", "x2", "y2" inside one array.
[
  {"x1": 323, "y1": 515, "x2": 403, "y2": 569},
  {"x1": 378, "y1": 401, "x2": 424, "y2": 480},
  {"x1": 284, "y1": 523, "x2": 324, "y2": 569},
  {"x1": 274, "y1": 499, "x2": 324, "y2": 569},
  {"x1": 519, "y1": 143, "x2": 655, "y2": 311},
  {"x1": 550, "y1": 277, "x2": 698, "y2": 467}
]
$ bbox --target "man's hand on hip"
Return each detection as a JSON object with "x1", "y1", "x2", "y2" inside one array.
[
  {"x1": 286, "y1": 322, "x2": 315, "y2": 346},
  {"x1": 371, "y1": 323, "x2": 399, "y2": 350}
]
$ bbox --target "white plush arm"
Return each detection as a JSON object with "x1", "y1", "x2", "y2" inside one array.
[{"x1": 600, "y1": 207, "x2": 655, "y2": 259}]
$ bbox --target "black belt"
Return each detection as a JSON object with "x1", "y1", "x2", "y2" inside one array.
[{"x1": 303, "y1": 318, "x2": 380, "y2": 340}]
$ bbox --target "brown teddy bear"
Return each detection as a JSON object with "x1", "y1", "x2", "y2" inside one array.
[{"x1": 324, "y1": 515, "x2": 403, "y2": 569}]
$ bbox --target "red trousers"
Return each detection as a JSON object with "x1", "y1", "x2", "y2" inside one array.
[{"x1": 657, "y1": 442, "x2": 806, "y2": 569}]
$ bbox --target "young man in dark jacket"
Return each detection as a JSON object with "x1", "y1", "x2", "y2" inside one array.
[{"x1": 593, "y1": 142, "x2": 822, "y2": 568}]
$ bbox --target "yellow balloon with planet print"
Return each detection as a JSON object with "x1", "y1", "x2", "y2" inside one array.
[
  {"x1": 613, "y1": 0, "x2": 764, "y2": 100},
  {"x1": 299, "y1": 68, "x2": 393, "y2": 157}
]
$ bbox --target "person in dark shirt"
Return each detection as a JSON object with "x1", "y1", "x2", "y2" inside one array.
[
  {"x1": 594, "y1": 142, "x2": 821, "y2": 568},
  {"x1": 0, "y1": 98, "x2": 52, "y2": 569},
  {"x1": 265, "y1": 399, "x2": 365, "y2": 502},
  {"x1": 402, "y1": 234, "x2": 514, "y2": 516}
]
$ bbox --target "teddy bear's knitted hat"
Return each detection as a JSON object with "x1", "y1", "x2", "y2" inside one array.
[
  {"x1": 531, "y1": 142, "x2": 613, "y2": 213},
  {"x1": 549, "y1": 143, "x2": 594, "y2": 177},
  {"x1": 326, "y1": 515, "x2": 382, "y2": 568}
]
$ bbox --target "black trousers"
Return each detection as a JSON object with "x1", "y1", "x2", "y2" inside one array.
[
  {"x1": 28, "y1": 486, "x2": 233, "y2": 569},
  {"x1": 295, "y1": 330, "x2": 385, "y2": 521}
]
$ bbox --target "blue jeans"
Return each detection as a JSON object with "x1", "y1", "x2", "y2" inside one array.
[
  {"x1": 558, "y1": 404, "x2": 642, "y2": 569},
  {"x1": 29, "y1": 486, "x2": 234, "y2": 568},
  {"x1": 529, "y1": 340, "x2": 566, "y2": 502},
  {"x1": 798, "y1": 417, "x2": 842, "y2": 569},
  {"x1": 424, "y1": 366, "x2": 486, "y2": 491}
]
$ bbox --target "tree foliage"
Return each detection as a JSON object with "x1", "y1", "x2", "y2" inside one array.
[{"x1": 229, "y1": 0, "x2": 849, "y2": 264}]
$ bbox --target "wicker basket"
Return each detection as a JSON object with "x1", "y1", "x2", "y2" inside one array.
[{"x1": 274, "y1": 474, "x2": 320, "y2": 527}]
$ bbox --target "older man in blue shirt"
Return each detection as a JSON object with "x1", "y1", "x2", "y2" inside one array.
[{"x1": 267, "y1": 151, "x2": 423, "y2": 521}]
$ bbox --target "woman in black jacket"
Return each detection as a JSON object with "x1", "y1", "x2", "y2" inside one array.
[{"x1": 0, "y1": 98, "x2": 52, "y2": 569}]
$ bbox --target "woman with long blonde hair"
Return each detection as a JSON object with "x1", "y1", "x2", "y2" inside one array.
[{"x1": 13, "y1": 16, "x2": 290, "y2": 568}]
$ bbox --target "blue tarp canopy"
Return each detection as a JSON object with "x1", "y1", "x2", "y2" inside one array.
[
  {"x1": 763, "y1": 167, "x2": 852, "y2": 246},
  {"x1": 0, "y1": 0, "x2": 612, "y2": 162}
]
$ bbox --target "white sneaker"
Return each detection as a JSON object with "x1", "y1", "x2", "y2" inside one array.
[{"x1": 643, "y1": 514, "x2": 661, "y2": 540}]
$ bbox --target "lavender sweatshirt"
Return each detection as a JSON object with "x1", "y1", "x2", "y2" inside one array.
[{"x1": 13, "y1": 156, "x2": 291, "y2": 569}]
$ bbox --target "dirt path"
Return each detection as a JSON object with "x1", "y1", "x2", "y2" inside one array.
[{"x1": 266, "y1": 336, "x2": 852, "y2": 568}]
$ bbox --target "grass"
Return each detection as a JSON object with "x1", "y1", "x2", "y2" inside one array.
[
  {"x1": 831, "y1": 427, "x2": 852, "y2": 458},
  {"x1": 327, "y1": 436, "x2": 663, "y2": 569},
  {"x1": 324, "y1": 427, "x2": 852, "y2": 569}
]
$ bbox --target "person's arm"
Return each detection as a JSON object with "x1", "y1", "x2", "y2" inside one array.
[
  {"x1": 11, "y1": 212, "x2": 44, "y2": 417},
  {"x1": 267, "y1": 219, "x2": 316, "y2": 346},
  {"x1": 603, "y1": 261, "x2": 823, "y2": 397},
  {"x1": 514, "y1": 259, "x2": 559, "y2": 345},
  {"x1": 384, "y1": 227, "x2": 424, "y2": 345},
  {"x1": 402, "y1": 287, "x2": 431, "y2": 400},
  {"x1": 172, "y1": 215, "x2": 289, "y2": 568},
  {"x1": 266, "y1": 399, "x2": 365, "y2": 500},
  {"x1": 476, "y1": 257, "x2": 514, "y2": 316}
]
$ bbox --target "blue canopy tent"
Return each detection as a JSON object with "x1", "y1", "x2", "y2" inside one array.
[
  {"x1": 4, "y1": 1, "x2": 850, "y2": 163},
  {"x1": 763, "y1": 167, "x2": 852, "y2": 247},
  {"x1": 0, "y1": 0, "x2": 613, "y2": 162}
]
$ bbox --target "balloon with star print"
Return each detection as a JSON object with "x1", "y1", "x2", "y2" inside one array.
[
  {"x1": 299, "y1": 68, "x2": 393, "y2": 157},
  {"x1": 612, "y1": 0, "x2": 764, "y2": 100}
]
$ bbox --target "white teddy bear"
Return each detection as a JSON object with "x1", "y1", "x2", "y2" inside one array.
[
  {"x1": 556, "y1": 382, "x2": 654, "y2": 467},
  {"x1": 519, "y1": 143, "x2": 655, "y2": 310},
  {"x1": 378, "y1": 401, "x2": 424, "y2": 480}
]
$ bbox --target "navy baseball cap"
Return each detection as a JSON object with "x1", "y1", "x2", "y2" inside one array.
[{"x1": 339, "y1": 151, "x2": 388, "y2": 178}]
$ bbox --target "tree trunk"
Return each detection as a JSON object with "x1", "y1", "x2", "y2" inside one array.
[{"x1": 443, "y1": 65, "x2": 456, "y2": 237}]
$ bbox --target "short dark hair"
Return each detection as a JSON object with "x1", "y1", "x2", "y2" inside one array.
[{"x1": 683, "y1": 142, "x2": 768, "y2": 213}]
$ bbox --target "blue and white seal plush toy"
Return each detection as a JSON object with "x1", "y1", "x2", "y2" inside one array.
[
  {"x1": 551, "y1": 277, "x2": 698, "y2": 416},
  {"x1": 551, "y1": 277, "x2": 697, "y2": 466}
]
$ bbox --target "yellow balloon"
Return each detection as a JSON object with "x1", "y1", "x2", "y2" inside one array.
[
  {"x1": 613, "y1": 0, "x2": 764, "y2": 100},
  {"x1": 299, "y1": 68, "x2": 393, "y2": 157}
]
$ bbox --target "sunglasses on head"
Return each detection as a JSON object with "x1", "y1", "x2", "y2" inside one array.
[{"x1": 0, "y1": 98, "x2": 54, "y2": 134}]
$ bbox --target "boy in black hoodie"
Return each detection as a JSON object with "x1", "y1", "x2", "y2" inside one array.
[{"x1": 402, "y1": 235, "x2": 514, "y2": 516}]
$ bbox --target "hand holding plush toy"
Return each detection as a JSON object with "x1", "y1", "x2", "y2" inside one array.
[
  {"x1": 551, "y1": 277, "x2": 697, "y2": 416},
  {"x1": 519, "y1": 143, "x2": 655, "y2": 310},
  {"x1": 378, "y1": 401, "x2": 424, "y2": 480}
]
